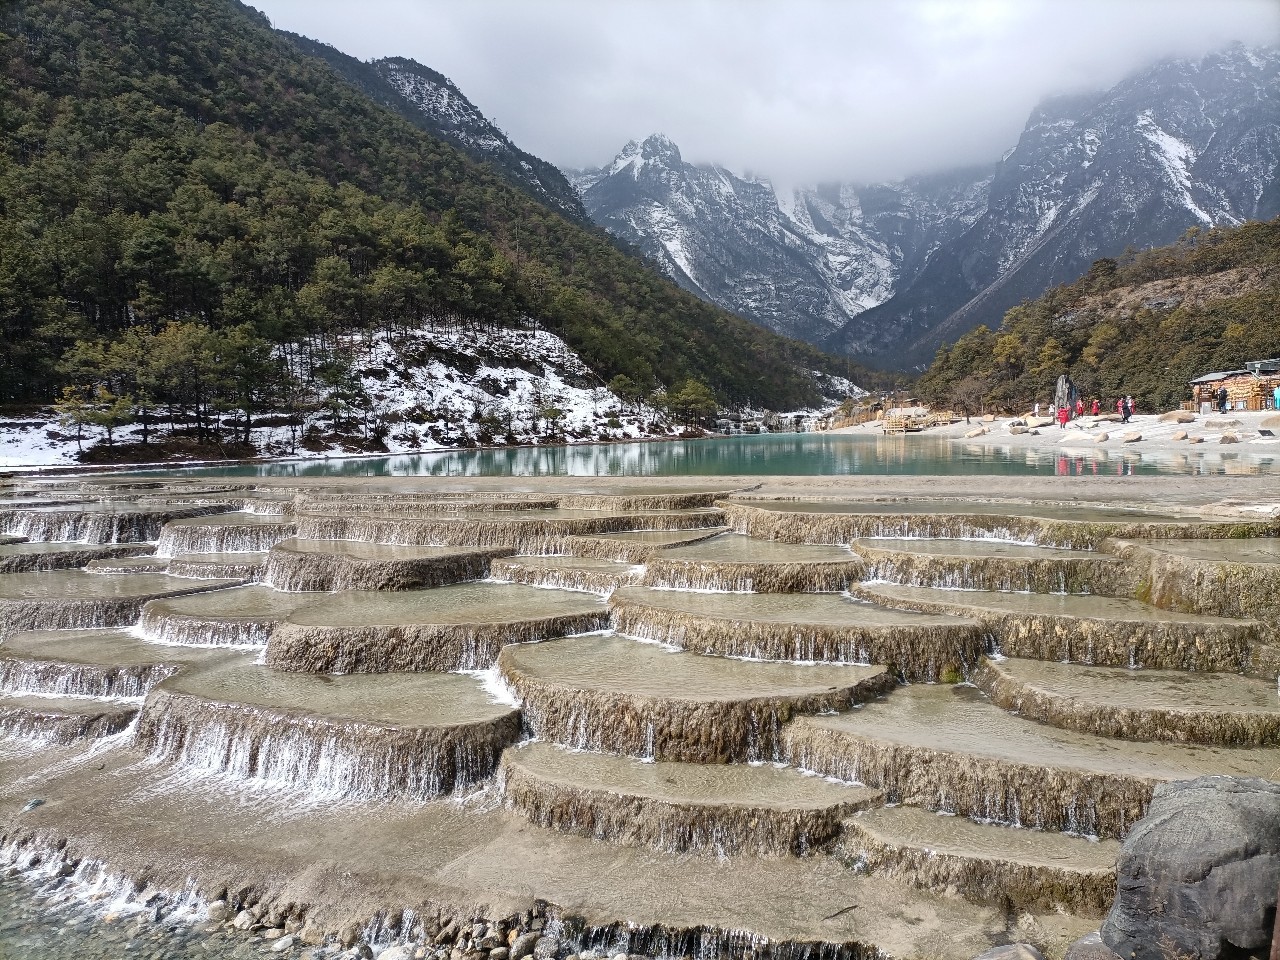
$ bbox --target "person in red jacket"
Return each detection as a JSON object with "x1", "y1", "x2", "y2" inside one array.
[
  {"x1": 1057, "y1": 405, "x2": 1070, "y2": 429},
  {"x1": 1075, "y1": 398, "x2": 1084, "y2": 418},
  {"x1": 1091, "y1": 398, "x2": 1100, "y2": 416}
]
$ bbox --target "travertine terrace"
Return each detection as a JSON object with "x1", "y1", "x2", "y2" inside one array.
[{"x1": 1, "y1": 473, "x2": 1278, "y2": 960}]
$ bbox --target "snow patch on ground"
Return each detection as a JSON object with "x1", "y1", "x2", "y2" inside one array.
[{"x1": 1, "y1": 323, "x2": 854, "y2": 469}]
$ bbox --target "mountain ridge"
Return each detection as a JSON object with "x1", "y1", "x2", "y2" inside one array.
[{"x1": 571, "y1": 44, "x2": 1280, "y2": 370}]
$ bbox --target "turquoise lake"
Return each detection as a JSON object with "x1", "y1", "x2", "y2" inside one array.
[{"x1": 140, "y1": 432, "x2": 1278, "y2": 478}]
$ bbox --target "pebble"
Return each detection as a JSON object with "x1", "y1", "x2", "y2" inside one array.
[{"x1": 272, "y1": 934, "x2": 298, "y2": 952}]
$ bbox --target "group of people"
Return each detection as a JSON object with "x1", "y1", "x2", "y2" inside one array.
[{"x1": 1034, "y1": 396, "x2": 1135, "y2": 428}]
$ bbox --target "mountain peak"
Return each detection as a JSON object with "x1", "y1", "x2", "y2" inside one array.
[{"x1": 607, "y1": 133, "x2": 683, "y2": 177}]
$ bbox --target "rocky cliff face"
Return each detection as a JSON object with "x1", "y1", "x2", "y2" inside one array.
[
  {"x1": 573, "y1": 45, "x2": 1279, "y2": 368},
  {"x1": 570, "y1": 135, "x2": 990, "y2": 348}
]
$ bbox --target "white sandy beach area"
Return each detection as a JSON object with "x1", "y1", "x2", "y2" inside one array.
[{"x1": 829, "y1": 408, "x2": 1280, "y2": 461}]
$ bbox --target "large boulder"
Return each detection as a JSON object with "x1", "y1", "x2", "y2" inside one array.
[{"x1": 1101, "y1": 777, "x2": 1280, "y2": 960}]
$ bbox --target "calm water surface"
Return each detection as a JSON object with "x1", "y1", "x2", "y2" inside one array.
[{"x1": 139, "y1": 433, "x2": 1278, "y2": 478}]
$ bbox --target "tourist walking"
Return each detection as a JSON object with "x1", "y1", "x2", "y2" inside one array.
[
  {"x1": 1126, "y1": 395, "x2": 1135, "y2": 419},
  {"x1": 1057, "y1": 405, "x2": 1069, "y2": 429},
  {"x1": 1117, "y1": 397, "x2": 1127, "y2": 423},
  {"x1": 1091, "y1": 398, "x2": 1100, "y2": 416},
  {"x1": 1217, "y1": 386, "x2": 1229, "y2": 414},
  {"x1": 1274, "y1": 383, "x2": 1280, "y2": 411},
  {"x1": 1075, "y1": 398, "x2": 1084, "y2": 418}
]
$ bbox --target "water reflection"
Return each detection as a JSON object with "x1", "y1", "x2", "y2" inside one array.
[{"x1": 135, "y1": 433, "x2": 1280, "y2": 479}]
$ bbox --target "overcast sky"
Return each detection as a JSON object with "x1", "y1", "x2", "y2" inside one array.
[{"x1": 252, "y1": 0, "x2": 1278, "y2": 186}]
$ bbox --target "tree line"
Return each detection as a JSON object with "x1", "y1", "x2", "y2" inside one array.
[
  {"x1": 0, "y1": 0, "x2": 871, "y2": 441},
  {"x1": 917, "y1": 219, "x2": 1280, "y2": 414}
]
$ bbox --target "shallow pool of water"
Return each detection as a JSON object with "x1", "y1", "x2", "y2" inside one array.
[{"x1": 134, "y1": 433, "x2": 1280, "y2": 478}]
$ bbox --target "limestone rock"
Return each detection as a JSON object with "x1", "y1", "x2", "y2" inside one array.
[
  {"x1": 983, "y1": 414, "x2": 995, "y2": 422},
  {"x1": 233, "y1": 909, "x2": 255, "y2": 931},
  {"x1": 490, "y1": 951, "x2": 510, "y2": 960},
  {"x1": 1094, "y1": 432, "x2": 1109, "y2": 443},
  {"x1": 1171, "y1": 430, "x2": 1188, "y2": 441},
  {"x1": 1188, "y1": 435, "x2": 1204, "y2": 444},
  {"x1": 1065, "y1": 932, "x2": 1121, "y2": 960},
  {"x1": 510, "y1": 933, "x2": 540, "y2": 960},
  {"x1": 299, "y1": 918, "x2": 327, "y2": 946},
  {"x1": 1220, "y1": 433, "x2": 1240, "y2": 444},
  {"x1": 972, "y1": 946, "x2": 1044, "y2": 960},
  {"x1": 1159, "y1": 411, "x2": 1196, "y2": 423},
  {"x1": 1121, "y1": 432, "x2": 1141, "y2": 443},
  {"x1": 964, "y1": 427, "x2": 988, "y2": 438},
  {"x1": 272, "y1": 935, "x2": 298, "y2": 953},
  {"x1": 1263, "y1": 414, "x2": 1280, "y2": 429},
  {"x1": 206, "y1": 900, "x2": 231, "y2": 923},
  {"x1": 532, "y1": 936, "x2": 561, "y2": 960},
  {"x1": 1101, "y1": 776, "x2": 1280, "y2": 960},
  {"x1": 376, "y1": 947, "x2": 414, "y2": 960},
  {"x1": 1009, "y1": 425, "x2": 1030, "y2": 435}
]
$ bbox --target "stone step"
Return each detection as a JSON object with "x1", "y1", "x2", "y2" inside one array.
[
  {"x1": 488, "y1": 555, "x2": 643, "y2": 593},
  {"x1": 0, "y1": 752, "x2": 1098, "y2": 960},
  {"x1": 0, "y1": 571, "x2": 237, "y2": 640},
  {"x1": 85, "y1": 555, "x2": 171, "y2": 574},
  {"x1": 0, "y1": 502, "x2": 230, "y2": 544},
  {"x1": 501, "y1": 741, "x2": 881, "y2": 856},
  {"x1": 549, "y1": 527, "x2": 729, "y2": 562},
  {"x1": 838, "y1": 805, "x2": 1119, "y2": 916},
  {"x1": 852, "y1": 582, "x2": 1261, "y2": 673},
  {"x1": 973, "y1": 656, "x2": 1280, "y2": 746},
  {"x1": 0, "y1": 541, "x2": 155, "y2": 574},
  {"x1": 718, "y1": 498, "x2": 1278, "y2": 549},
  {"x1": 139, "y1": 585, "x2": 319, "y2": 647},
  {"x1": 497, "y1": 632, "x2": 894, "y2": 763},
  {"x1": 293, "y1": 508, "x2": 727, "y2": 551},
  {"x1": 783, "y1": 684, "x2": 1280, "y2": 839},
  {"x1": 610, "y1": 586, "x2": 982, "y2": 681},
  {"x1": 156, "y1": 513, "x2": 298, "y2": 557},
  {"x1": 0, "y1": 628, "x2": 230, "y2": 698},
  {"x1": 642, "y1": 533, "x2": 865, "y2": 592},
  {"x1": 134, "y1": 660, "x2": 520, "y2": 800},
  {"x1": 1114, "y1": 537, "x2": 1280, "y2": 623},
  {"x1": 264, "y1": 582, "x2": 609, "y2": 673},
  {"x1": 0, "y1": 692, "x2": 138, "y2": 744},
  {"x1": 850, "y1": 538, "x2": 1126, "y2": 595},
  {"x1": 264, "y1": 538, "x2": 509, "y2": 592},
  {"x1": 166, "y1": 551, "x2": 267, "y2": 581}
]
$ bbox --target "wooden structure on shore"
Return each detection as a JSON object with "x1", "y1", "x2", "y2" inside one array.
[{"x1": 1189, "y1": 359, "x2": 1280, "y2": 412}]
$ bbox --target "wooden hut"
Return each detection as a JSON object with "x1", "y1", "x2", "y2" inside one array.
[{"x1": 1189, "y1": 359, "x2": 1280, "y2": 411}]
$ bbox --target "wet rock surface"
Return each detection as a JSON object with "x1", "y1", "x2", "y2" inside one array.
[
  {"x1": 1101, "y1": 776, "x2": 1280, "y2": 960},
  {"x1": 0, "y1": 476, "x2": 1277, "y2": 960}
]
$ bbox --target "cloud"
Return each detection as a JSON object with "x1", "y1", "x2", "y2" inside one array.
[{"x1": 254, "y1": 0, "x2": 1279, "y2": 184}]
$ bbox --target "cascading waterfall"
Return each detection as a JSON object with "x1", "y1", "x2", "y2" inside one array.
[
  {"x1": 156, "y1": 518, "x2": 297, "y2": 557},
  {"x1": 133, "y1": 694, "x2": 520, "y2": 801}
]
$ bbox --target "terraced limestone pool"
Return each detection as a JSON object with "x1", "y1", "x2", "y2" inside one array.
[{"x1": 1, "y1": 476, "x2": 1278, "y2": 960}]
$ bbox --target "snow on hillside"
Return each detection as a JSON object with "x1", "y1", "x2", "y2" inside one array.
[{"x1": 0, "y1": 324, "x2": 857, "y2": 469}]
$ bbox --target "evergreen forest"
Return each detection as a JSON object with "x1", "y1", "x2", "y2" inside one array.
[
  {"x1": 917, "y1": 218, "x2": 1280, "y2": 414},
  {"x1": 0, "y1": 0, "x2": 871, "y2": 454}
]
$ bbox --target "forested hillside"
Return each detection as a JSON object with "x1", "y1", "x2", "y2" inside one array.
[
  {"x1": 917, "y1": 218, "x2": 1280, "y2": 412},
  {"x1": 0, "y1": 0, "x2": 858, "y2": 432}
]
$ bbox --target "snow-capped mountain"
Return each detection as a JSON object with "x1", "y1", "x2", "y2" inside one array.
[
  {"x1": 285, "y1": 34, "x2": 587, "y2": 220},
  {"x1": 847, "y1": 43, "x2": 1280, "y2": 367},
  {"x1": 570, "y1": 135, "x2": 990, "y2": 346},
  {"x1": 574, "y1": 45, "x2": 1279, "y2": 369}
]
